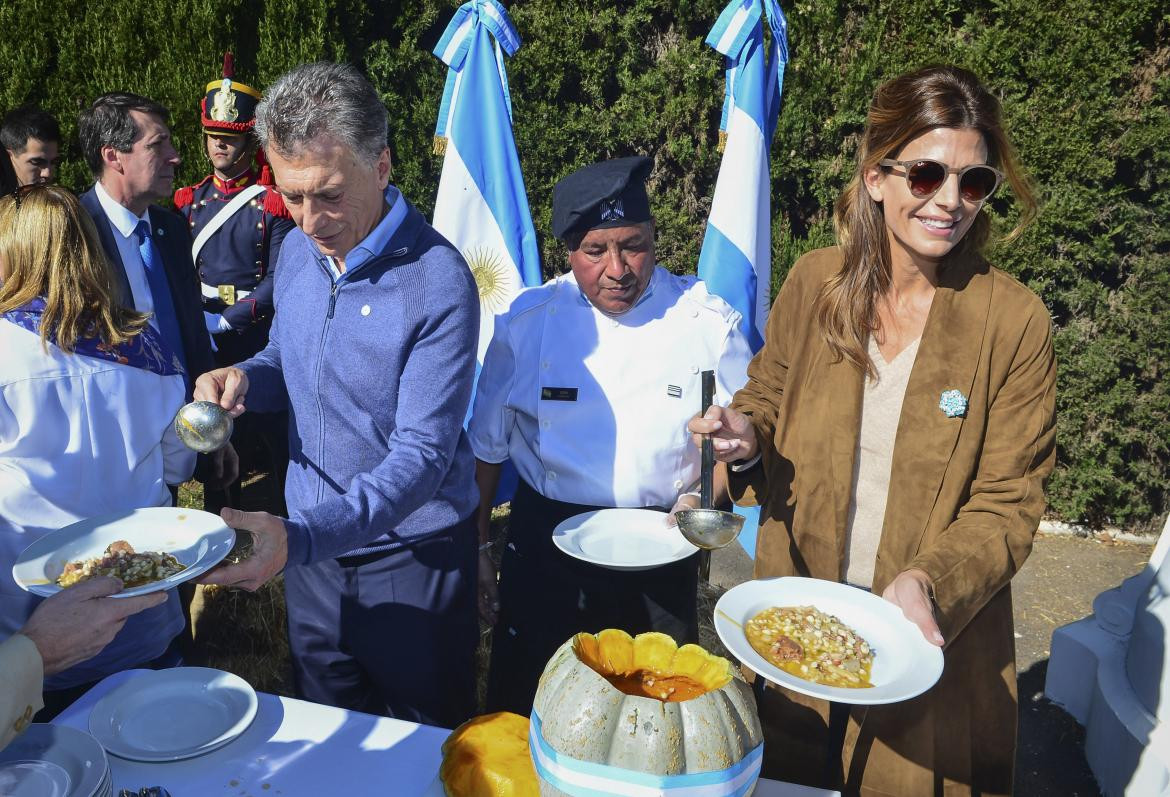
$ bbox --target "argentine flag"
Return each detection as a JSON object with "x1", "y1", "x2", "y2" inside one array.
[
  {"x1": 432, "y1": 0, "x2": 542, "y2": 365},
  {"x1": 698, "y1": 0, "x2": 789, "y2": 557}
]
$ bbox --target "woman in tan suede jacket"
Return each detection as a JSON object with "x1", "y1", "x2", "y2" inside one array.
[{"x1": 691, "y1": 66, "x2": 1056, "y2": 796}]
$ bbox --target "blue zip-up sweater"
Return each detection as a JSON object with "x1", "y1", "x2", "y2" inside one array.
[{"x1": 241, "y1": 191, "x2": 480, "y2": 564}]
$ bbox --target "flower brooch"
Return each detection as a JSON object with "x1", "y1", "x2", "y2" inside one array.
[{"x1": 939, "y1": 389, "x2": 968, "y2": 418}]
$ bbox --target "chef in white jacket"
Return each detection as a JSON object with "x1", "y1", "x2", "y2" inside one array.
[
  {"x1": 0, "y1": 185, "x2": 196, "y2": 719},
  {"x1": 469, "y1": 157, "x2": 751, "y2": 714}
]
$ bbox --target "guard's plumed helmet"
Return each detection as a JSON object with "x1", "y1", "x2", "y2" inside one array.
[{"x1": 200, "y1": 52, "x2": 261, "y2": 135}]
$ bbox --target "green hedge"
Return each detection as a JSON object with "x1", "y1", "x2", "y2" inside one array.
[{"x1": 1, "y1": 0, "x2": 1166, "y2": 528}]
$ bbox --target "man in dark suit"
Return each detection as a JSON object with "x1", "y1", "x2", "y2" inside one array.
[{"x1": 78, "y1": 92, "x2": 236, "y2": 487}]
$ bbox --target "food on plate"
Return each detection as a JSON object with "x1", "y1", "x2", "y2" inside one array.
[
  {"x1": 531, "y1": 630, "x2": 763, "y2": 785},
  {"x1": 439, "y1": 712, "x2": 539, "y2": 797},
  {"x1": 745, "y1": 605, "x2": 875, "y2": 688},
  {"x1": 56, "y1": 540, "x2": 185, "y2": 588}
]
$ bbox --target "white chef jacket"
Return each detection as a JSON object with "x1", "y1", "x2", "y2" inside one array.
[
  {"x1": 0, "y1": 321, "x2": 194, "y2": 628},
  {"x1": 469, "y1": 266, "x2": 752, "y2": 508}
]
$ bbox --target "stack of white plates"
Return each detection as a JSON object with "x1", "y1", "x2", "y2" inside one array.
[{"x1": 0, "y1": 723, "x2": 113, "y2": 797}]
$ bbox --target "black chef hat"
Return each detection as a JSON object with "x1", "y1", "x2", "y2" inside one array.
[{"x1": 551, "y1": 156, "x2": 653, "y2": 241}]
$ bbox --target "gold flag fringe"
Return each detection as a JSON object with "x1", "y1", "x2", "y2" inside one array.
[
  {"x1": 433, "y1": 136, "x2": 448, "y2": 157},
  {"x1": 717, "y1": 130, "x2": 728, "y2": 153}
]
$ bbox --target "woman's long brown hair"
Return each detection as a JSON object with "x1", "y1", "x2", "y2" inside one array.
[
  {"x1": 816, "y1": 65, "x2": 1038, "y2": 375},
  {"x1": 0, "y1": 184, "x2": 149, "y2": 352}
]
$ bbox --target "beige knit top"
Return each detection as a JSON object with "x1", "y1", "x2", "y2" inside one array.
[{"x1": 843, "y1": 335, "x2": 922, "y2": 588}]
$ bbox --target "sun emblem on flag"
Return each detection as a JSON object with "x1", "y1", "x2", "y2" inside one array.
[{"x1": 465, "y1": 246, "x2": 513, "y2": 313}]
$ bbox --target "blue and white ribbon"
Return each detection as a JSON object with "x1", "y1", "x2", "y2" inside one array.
[
  {"x1": 433, "y1": 0, "x2": 521, "y2": 140},
  {"x1": 529, "y1": 711, "x2": 763, "y2": 797},
  {"x1": 705, "y1": 0, "x2": 788, "y2": 140}
]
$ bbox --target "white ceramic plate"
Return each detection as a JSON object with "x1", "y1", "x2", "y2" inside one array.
[
  {"x1": 0, "y1": 724, "x2": 110, "y2": 797},
  {"x1": 552, "y1": 508, "x2": 700, "y2": 572},
  {"x1": 12, "y1": 507, "x2": 235, "y2": 598},
  {"x1": 714, "y1": 577, "x2": 945, "y2": 705},
  {"x1": 89, "y1": 667, "x2": 258, "y2": 762}
]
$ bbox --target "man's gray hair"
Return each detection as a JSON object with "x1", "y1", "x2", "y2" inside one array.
[{"x1": 255, "y1": 62, "x2": 388, "y2": 164}]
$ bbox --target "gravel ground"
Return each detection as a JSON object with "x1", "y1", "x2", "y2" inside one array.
[{"x1": 710, "y1": 530, "x2": 1156, "y2": 796}]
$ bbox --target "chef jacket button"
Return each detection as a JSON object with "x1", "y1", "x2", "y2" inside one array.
[
  {"x1": 549, "y1": 306, "x2": 557, "y2": 315},
  {"x1": 690, "y1": 365, "x2": 699, "y2": 374},
  {"x1": 541, "y1": 361, "x2": 549, "y2": 370},
  {"x1": 547, "y1": 471, "x2": 557, "y2": 481},
  {"x1": 691, "y1": 308, "x2": 699, "y2": 318},
  {"x1": 610, "y1": 319, "x2": 619, "y2": 328},
  {"x1": 542, "y1": 420, "x2": 550, "y2": 429},
  {"x1": 674, "y1": 479, "x2": 684, "y2": 490}
]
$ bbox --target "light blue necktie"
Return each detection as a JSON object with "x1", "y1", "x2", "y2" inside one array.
[{"x1": 135, "y1": 219, "x2": 186, "y2": 370}]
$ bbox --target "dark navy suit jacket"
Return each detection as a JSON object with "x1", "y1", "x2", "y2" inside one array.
[{"x1": 79, "y1": 186, "x2": 215, "y2": 397}]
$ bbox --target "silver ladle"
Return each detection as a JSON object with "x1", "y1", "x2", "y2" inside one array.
[
  {"x1": 174, "y1": 400, "x2": 234, "y2": 453},
  {"x1": 674, "y1": 369, "x2": 744, "y2": 581}
]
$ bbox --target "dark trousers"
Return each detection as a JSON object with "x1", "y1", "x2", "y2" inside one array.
[
  {"x1": 205, "y1": 328, "x2": 287, "y2": 516},
  {"x1": 203, "y1": 408, "x2": 288, "y2": 516},
  {"x1": 283, "y1": 516, "x2": 478, "y2": 728},
  {"x1": 486, "y1": 480, "x2": 699, "y2": 716}
]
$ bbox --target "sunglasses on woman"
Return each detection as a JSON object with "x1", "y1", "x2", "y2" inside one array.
[{"x1": 879, "y1": 158, "x2": 1004, "y2": 203}]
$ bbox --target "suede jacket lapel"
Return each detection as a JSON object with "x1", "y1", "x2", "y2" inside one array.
[
  {"x1": 823, "y1": 343, "x2": 864, "y2": 571},
  {"x1": 878, "y1": 253, "x2": 992, "y2": 583}
]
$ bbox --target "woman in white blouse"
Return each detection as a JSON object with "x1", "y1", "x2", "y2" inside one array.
[{"x1": 0, "y1": 184, "x2": 195, "y2": 717}]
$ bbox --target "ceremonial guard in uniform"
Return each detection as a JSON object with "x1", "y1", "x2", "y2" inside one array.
[
  {"x1": 175, "y1": 55, "x2": 294, "y2": 512},
  {"x1": 468, "y1": 157, "x2": 753, "y2": 714}
]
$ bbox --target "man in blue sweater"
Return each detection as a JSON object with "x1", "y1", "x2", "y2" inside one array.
[{"x1": 194, "y1": 62, "x2": 480, "y2": 727}]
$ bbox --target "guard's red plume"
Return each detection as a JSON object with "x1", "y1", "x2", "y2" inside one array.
[{"x1": 222, "y1": 52, "x2": 235, "y2": 80}]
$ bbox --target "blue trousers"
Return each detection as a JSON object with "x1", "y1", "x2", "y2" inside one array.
[{"x1": 283, "y1": 516, "x2": 477, "y2": 728}]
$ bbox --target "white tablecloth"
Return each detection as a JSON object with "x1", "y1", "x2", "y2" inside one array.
[{"x1": 55, "y1": 669, "x2": 839, "y2": 797}]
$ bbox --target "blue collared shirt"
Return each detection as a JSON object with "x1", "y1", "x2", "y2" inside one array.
[
  {"x1": 320, "y1": 186, "x2": 409, "y2": 281},
  {"x1": 93, "y1": 182, "x2": 157, "y2": 324}
]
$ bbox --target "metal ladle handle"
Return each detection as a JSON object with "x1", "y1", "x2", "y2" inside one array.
[
  {"x1": 699, "y1": 370, "x2": 715, "y2": 581},
  {"x1": 700, "y1": 370, "x2": 715, "y2": 510}
]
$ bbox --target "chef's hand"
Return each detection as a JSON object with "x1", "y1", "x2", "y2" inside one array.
[
  {"x1": 688, "y1": 405, "x2": 759, "y2": 463},
  {"x1": 194, "y1": 367, "x2": 249, "y2": 418},
  {"x1": 199, "y1": 508, "x2": 288, "y2": 592},
  {"x1": 195, "y1": 443, "x2": 239, "y2": 491},
  {"x1": 20, "y1": 577, "x2": 167, "y2": 676},
  {"x1": 477, "y1": 549, "x2": 500, "y2": 626},
  {"x1": 665, "y1": 492, "x2": 700, "y2": 527},
  {"x1": 882, "y1": 568, "x2": 944, "y2": 646}
]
